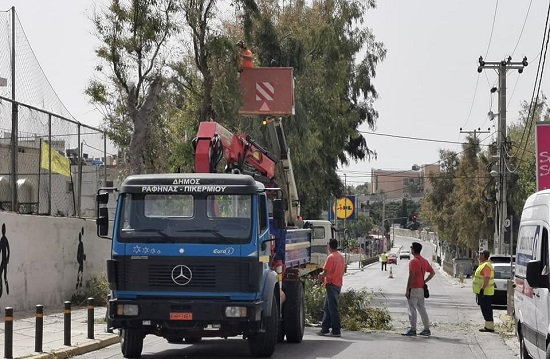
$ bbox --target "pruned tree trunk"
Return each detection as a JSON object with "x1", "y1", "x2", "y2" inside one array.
[{"x1": 128, "y1": 77, "x2": 164, "y2": 174}]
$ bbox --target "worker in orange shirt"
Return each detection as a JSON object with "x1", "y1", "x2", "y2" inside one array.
[{"x1": 237, "y1": 40, "x2": 254, "y2": 71}]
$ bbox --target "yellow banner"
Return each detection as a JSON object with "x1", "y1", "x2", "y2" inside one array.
[{"x1": 40, "y1": 140, "x2": 71, "y2": 177}]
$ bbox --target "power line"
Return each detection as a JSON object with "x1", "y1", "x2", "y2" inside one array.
[
  {"x1": 511, "y1": 0, "x2": 534, "y2": 57},
  {"x1": 359, "y1": 130, "x2": 493, "y2": 146},
  {"x1": 485, "y1": 0, "x2": 500, "y2": 58},
  {"x1": 517, "y1": 1, "x2": 550, "y2": 165}
]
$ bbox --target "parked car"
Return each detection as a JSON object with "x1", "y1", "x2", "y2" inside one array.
[
  {"x1": 492, "y1": 262, "x2": 514, "y2": 306},
  {"x1": 489, "y1": 255, "x2": 515, "y2": 264},
  {"x1": 387, "y1": 252, "x2": 398, "y2": 264},
  {"x1": 399, "y1": 250, "x2": 411, "y2": 260}
]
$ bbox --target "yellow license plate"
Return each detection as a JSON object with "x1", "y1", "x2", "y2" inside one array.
[{"x1": 170, "y1": 312, "x2": 193, "y2": 320}]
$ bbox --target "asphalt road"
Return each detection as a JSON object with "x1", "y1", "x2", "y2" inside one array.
[{"x1": 72, "y1": 235, "x2": 520, "y2": 359}]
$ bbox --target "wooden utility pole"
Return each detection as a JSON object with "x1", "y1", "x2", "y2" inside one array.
[{"x1": 477, "y1": 56, "x2": 527, "y2": 254}]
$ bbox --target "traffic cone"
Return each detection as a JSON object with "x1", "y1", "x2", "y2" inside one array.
[{"x1": 388, "y1": 266, "x2": 394, "y2": 279}]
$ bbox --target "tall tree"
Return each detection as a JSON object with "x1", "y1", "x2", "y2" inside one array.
[
  {"x1": 507, "y1": 96, "x2": 549, "y2": 216},
  {"x1": 450, "y1": 136, "x2": 493, "y2": 250},
  {"x1": 249, "y1": 0, "x2": 386, "y2": 218},
  {"x1": 87, "y1": 0, "x2": 181, "y2": 175},
  {"x1": 421, "y1": 150, "x2": 459, "y2": 246}
]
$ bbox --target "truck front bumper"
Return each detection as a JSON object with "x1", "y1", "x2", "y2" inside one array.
[{"x1": 108, "y1": 297, "x2": 264, "y2": 333}]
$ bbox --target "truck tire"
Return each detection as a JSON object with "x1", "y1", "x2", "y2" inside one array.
[
  {"x1": 283, "y1": 281, "x2": 305, "y2": 343},
  {"x1": 120, "y1": 329, "x2": 144, "y2": 358},
  {"x1": 184, "y1": 337, "x2": 202, "y2": 344},
  {"x1": 277, "y1": 315, "x2": 285, "y2": 343},
  {"x1": 249, "y1": 293, "x2": 278, "y2": 357},
  {"x1": 166, "y1": 336, "x2": 183, "y2": 343},
  {"x1": 520, "y1": 331, "x2": 531, "y2": 359}
]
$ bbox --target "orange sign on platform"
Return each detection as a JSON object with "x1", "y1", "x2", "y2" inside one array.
[{"x1": 239, "y1": 68, "x2": 295, "y2": 116}]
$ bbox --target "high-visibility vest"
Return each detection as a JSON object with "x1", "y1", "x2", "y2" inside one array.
[
  {"x1": 240, "y1": 49, "x2": 254, "y2": 69},
  {"x1": 381, "y1": 253, "x2": 387, "y2": 262},
  {"x1": 472, "y1": 261, "x2": 495, "y2": 295}
]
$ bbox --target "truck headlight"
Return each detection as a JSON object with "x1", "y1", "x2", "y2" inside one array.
[
  {"x1": 225, "y1": 306, "x2": 247, "y2": 318},
  {"x1": 116, "y1": 304, "x2": 139, "y2": 316}
]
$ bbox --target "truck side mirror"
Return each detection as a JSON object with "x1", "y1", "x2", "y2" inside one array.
[
  {"x1": 96, "y1": 189, "x2": 114, "y2": 238},
  {"x1": 97, "y1": 192, "x2": 109, "y2": 204},
  {"x1": 272, "y1": 199, "x2": 286, "y2": 230},
  {"x1": 97, "y1": 207, "x2": 110, "y2": 237}
]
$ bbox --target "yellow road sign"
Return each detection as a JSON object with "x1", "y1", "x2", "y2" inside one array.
[{"x1": 334, "y1": 197, "x2": 354, "y2": 219}]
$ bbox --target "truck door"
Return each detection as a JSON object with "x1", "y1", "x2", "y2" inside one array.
[{"x1": 534, "y1": 226, "x2": 550, "y2": 358}]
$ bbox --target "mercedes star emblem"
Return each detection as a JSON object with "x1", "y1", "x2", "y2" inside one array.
[{"x1": 171, "y1": 265, "x2": 192, "y2": 286}]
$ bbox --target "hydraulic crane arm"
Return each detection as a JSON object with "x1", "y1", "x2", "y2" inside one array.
[
  {"x1": 193, "y1": 121, "x2": 277, "y2": 182},
  {"x1": 193, "y1": 119, "x2": 301, "y2": 227},
  {"x1": 265, "y1": 118, "x2": 301, "y2": 226}
]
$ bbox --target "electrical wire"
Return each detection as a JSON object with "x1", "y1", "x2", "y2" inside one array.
[
  {"x1": 462, "y1": 0, "x2": 499, "y2": 140},
  {"x1": 511, "y1": 0, "x2": 533, "y2": 57},
  {"x1": 517, "y1": 1, "x2": 550, "y2": 164},
  {"x1": 485, "y1": 0, "x2": 500, "y2": 58},
  {"x1": 358, "y1": 130, "x2": 492, "y2": 146}
]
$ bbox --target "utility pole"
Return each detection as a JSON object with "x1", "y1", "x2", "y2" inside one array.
[
  {"x1": 477, "y1": 56, "x2": 527, "y2": 254},
  {"x1": 459, "y1": 127, "x2": 490, "y2": 140},
  {"x1": 344, "y1": 173, "x2": 347, "y2": 251}
]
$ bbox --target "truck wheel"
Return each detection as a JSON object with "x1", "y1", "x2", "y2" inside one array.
[
  {"x1": 120, "y1": 329, "x2": 144, "y2": 358},
  {"x1": 520, "y1": 330, "x2": 531, "y2": 359},
  {"x1": 277, "y1": 315, "x2": 285, "y2": 343},
  {"x1": 166, "y1": 336, "x2": 183, "y2": 343},
  {"x1": 184, "y1": 337, "x2": 202, "y2": 344},
  {"x1": 249, "y1": 293, "x2": 278, "y2": 357},
  {"x1": 283, "y1": 281, "x2": 305, "y2": 343}
]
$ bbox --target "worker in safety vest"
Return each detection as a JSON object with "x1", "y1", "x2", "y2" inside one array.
[
  {"x1": 472, "y1": 249, "x2": 495, "y2": 332},
  {"x1": 237, "y1": 40, "x2": 254, "y2": 71},
  {"x1": 380, "y1": 252, "x2": 388, "y2": 271}
]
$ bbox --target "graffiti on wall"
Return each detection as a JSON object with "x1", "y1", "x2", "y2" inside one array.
[
  {"x1": 0, "y1": 223, "x2": 10, "y2": 297},
  {"x1": 76, "y1": 227, "x2": 86, "y2": 290}
]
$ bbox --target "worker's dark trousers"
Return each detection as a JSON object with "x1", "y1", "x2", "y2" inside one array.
[
  {"x1": 321, "y1": 284, "x2": 341, "y2": 335},
  {"x1": 478, "y1": 294, "x2": 493, "y2": 322}
]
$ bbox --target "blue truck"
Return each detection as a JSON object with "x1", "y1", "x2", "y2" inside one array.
[{"x1": 96, "y1": 172, "x2": 313, "y2": 358}]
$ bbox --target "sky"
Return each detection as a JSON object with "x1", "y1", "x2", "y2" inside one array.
[
  {"x1": 0, "y1": 1, "x2": 104, "y2": 126},
  {"x1": 0, "y1": 1, "x2": 548, "y2": 186},
  {"x1": 342, "y1": 1, "x2": 549, "y2": 187}
]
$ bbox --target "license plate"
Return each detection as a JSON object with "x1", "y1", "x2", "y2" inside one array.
[{"x1": 170, "y1": 312, "x2": 193, "y2": 320}]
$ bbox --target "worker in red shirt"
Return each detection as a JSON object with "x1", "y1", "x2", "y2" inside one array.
[
  {"x1": 402, "y1": 241, "x2": 435, "y2": 336},
  {"x1": 317, "y1": 238, "x2": 346, "y2": 337},
  {"x1": 237, "y1": 40, "x2": 254, "y2": 71}
]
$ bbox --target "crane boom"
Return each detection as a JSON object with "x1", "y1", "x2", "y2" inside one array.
[
  {"x1": 265, "y1": 118, "x2": 301, "y2": 226},
  {"x1": 194, "y1": 121, "x2": 277, "y2": 182}
]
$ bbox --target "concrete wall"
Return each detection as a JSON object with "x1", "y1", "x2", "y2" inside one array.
[{"x1": 0, "y1": 211, "x2": 111, "y2": 312}]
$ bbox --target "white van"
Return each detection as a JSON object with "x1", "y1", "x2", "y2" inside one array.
[
  {"x1": 514, "y1": 189, "x2": 550, "y2": 359},
  {"x1": 303, "y1": 220, "x2": 335, "y2": 268}
]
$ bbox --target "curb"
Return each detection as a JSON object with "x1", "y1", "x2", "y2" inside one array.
[{"x1": 26, "y1": 335, "x2": 120, "y2": 359}]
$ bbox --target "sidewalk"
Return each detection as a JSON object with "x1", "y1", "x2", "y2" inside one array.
[{"x1": 0, "y1": 306, "x2": 119, "y2": 359}]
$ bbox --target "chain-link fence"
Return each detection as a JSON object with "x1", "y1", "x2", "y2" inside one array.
[
  {"x1": 0, "y1": 7, "x2": 112, "y2": 218},
  {"x1": 0, "y1": 97, "x2": 108, "y2": 217}
]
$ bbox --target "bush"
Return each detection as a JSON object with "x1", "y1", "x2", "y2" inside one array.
[
  {"x1": 71, "y1": 272, "x2": 110, "y2": 306},
  {"x1": 304, "y1": 278, "x2": 392, "y2": 331}
]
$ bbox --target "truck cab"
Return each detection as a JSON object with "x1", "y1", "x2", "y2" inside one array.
[{"x1": 97, "y1": 173, "x2": 299, "y2": 358}]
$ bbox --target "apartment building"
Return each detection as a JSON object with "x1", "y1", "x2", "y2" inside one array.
[{"x1": 370, "y1": 164, "x2": 440, "y2": 200}]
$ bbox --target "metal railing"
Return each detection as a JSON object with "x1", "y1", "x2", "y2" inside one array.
[{"x1": 0, "y1": 96, "x2": 109, "y2": 217}]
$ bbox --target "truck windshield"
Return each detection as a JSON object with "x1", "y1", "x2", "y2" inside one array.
[{"x1": 118, "y1": 193, "x2": 253, "y2": 244}]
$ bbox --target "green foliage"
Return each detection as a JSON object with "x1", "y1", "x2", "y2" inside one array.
[
  {"x1": 72, "y1": 272, "x2": 110, "y2": 307},
  {"x1": 420, "y1": 95, "x2": 547, "y2": 253},
  {"x1": 91, "y1": 0, "x2": 386, "y2": 211},
  {"x1": 304, "y1": 278, "x2": 392, "y2": 331},
  {"x1": 344, "y1": 216, "x2": 374, "y2": 240}
]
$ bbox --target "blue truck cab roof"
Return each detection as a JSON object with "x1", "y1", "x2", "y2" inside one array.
[{"x1": 120, "y1": 173, "x2": 263, "y2": 195}]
